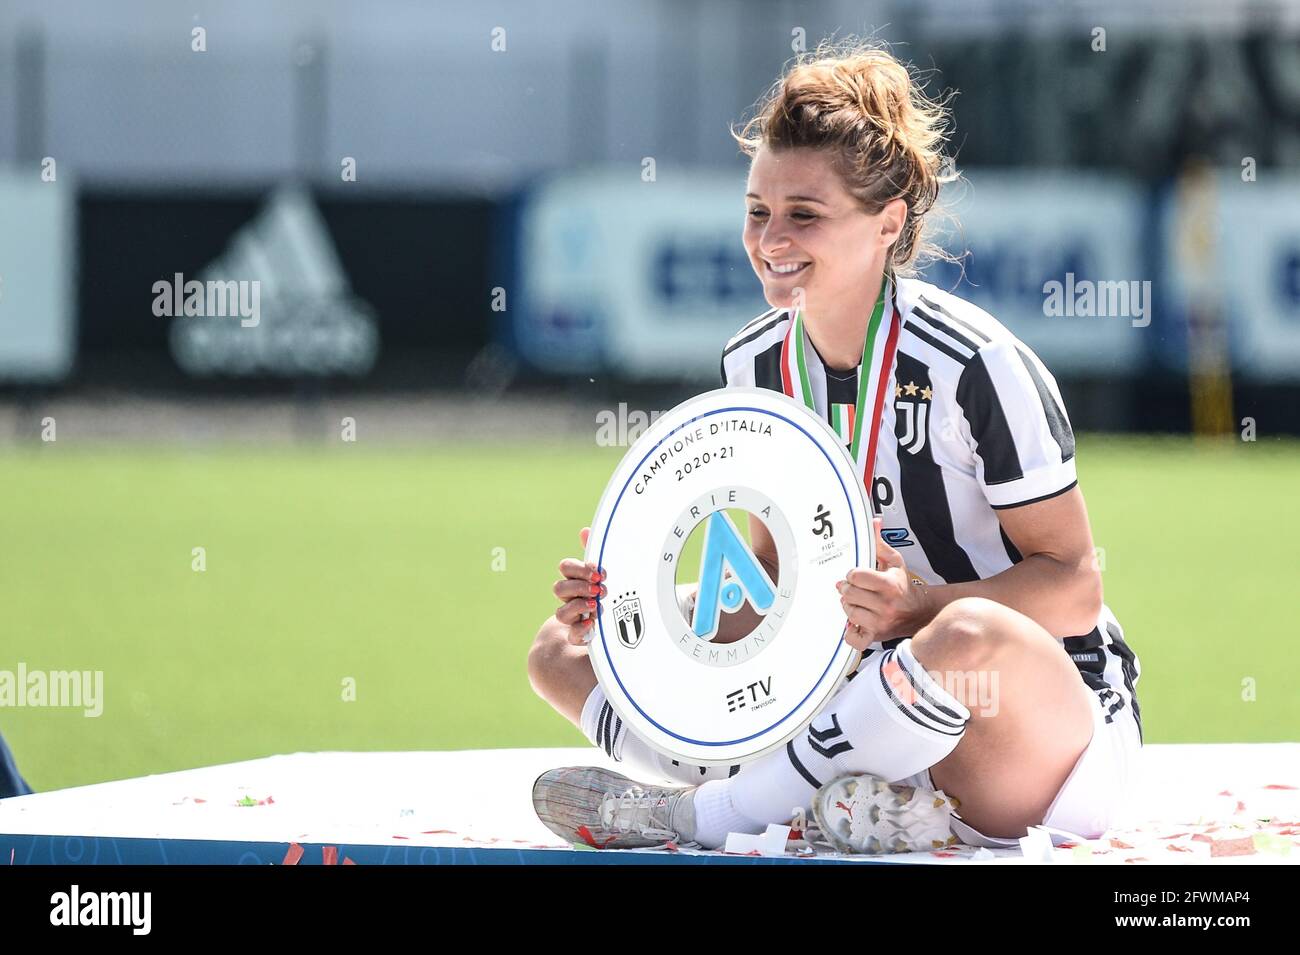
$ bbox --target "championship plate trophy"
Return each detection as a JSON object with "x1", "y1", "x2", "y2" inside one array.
[{"x1": 583, "y1": 386, "x2": 877, "y2": 769}]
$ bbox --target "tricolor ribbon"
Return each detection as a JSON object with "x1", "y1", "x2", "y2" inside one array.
[{"x1": 779, "y1": 276, "x2": 900, "y2": 501}]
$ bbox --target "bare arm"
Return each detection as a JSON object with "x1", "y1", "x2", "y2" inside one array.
[{"x1": 906, "y1": 486, "x2": 1103, "y2": 637}]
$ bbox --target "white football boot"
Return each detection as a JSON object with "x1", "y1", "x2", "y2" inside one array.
[
  {"x1": 532, "y1": 766, "x2": 699, "y2": 849},
  {"x1": 810, "y1": 772, "x2": 961, "y2": 854}
]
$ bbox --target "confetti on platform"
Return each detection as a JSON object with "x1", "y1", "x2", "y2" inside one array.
[
  {"x1": 575, "y1": 825, "x2": 615, "y2": 849},
  {"x1": 1209, "y1": 837, "x2": 1256, "y2": 858},
  {"x1": 1252, "y1": 833, "x2": 1292, "y2": 855}
]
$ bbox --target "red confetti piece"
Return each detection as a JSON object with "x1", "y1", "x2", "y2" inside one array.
[
  {"x1": 391, "y1": 835, "x2": 409, "y2": 840},
  {"x1": 1166, "y1": 845, "x2": 1193, "y2": 853},
  {"x1": 575, "y1": 825, "x2": 616, "y2": 849},
  {"x1": 343, "y1": 858, "x2": 356, "y2": 865},
  {"x1": 194, "y1": 798, "x2": 206, "y2": 804},
  {"x1": 1190, "y1": 834, "x2": 1214, "y2": 843},
  {"x1": 664, "y1": 841, "x2": 679, "y2": 852},
  {"x1": 1210, "y1": 837, "x2": 1256, "y2": 858},
  {"x1": 1158, "y1": 832, "x2": 1188, "y2": 840},
  {"x1": 420, "y1": 829, "x2": 456, "y2": 835},
  {"x1": 1264, "y1": 784, "x2": 1297, "y2": 790},
  {"x1": 322, "y1": 846, "x2": 339, "y2": 866},
  {"x1": 1217, "y1": 790, "x2": 1233, "y2": 797},
  {"x1": 1276, "y1": 828, "x2": 1300, "y2": 836},
  {"x1": 1109, "y1": 838, "x2": 1134, "y2": 849},
  {"x1": 931, "y1": 851, "x2": 958, "y2": 858},
  {"x1": 1057, "y1": 842, "x2": 1077, "y2": 849},
  {"x1": 1235, "y1": 801, "x2": 1247, "y2": 814},
  {"x1": 1124, "y1": 857, "x2": 1148, "y2": 863},
  {"x1": 281, "y1": 843, "x2": 304, "y2": 866}
]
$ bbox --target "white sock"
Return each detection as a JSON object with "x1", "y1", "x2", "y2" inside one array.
[
  {"x1": 578, "y1": 684, "x2": 742, "y2": 785},
  {"x1": 691, "y1": 638, "x2": 972, "y2": 848}
]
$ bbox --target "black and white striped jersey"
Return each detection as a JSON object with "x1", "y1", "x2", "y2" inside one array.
[{"x1": 719, "y1": 276, "x2": 1142, "y2": 739}]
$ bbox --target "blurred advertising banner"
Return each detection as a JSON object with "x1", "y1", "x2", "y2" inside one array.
[
  {"x1": 0, "y1": 171, "x2": 76, "y2": 383},
  {"x1": 167, "y1": 186, "x2": 379, "y2": 378},
  {"x1": 508, "y1": 169, "x2": 1147, "y2": 380},
  {"x1": 1159, "y1": 172, "x2": 1300, "y2": 383},
  {"x1": 926, "y1": 173, "x2": 1149, "y2": 375},
  {"x1": 510, "y1": 169, "x2": 766, "y2": 381}
]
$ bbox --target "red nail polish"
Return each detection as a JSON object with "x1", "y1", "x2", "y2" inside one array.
[{"x1": 586, "y1": 598, "x2": 597, "y2": 609}]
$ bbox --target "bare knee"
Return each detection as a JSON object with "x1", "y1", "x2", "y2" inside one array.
[{"x1": 911, "y1": 597, "x2": 1029, "y2": 672}]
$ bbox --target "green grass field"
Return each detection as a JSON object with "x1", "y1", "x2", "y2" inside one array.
[{"x1": 1, "y1": 436, "x2": 1296, "y2": 792}]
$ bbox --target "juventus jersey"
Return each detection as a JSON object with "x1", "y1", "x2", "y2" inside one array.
[{"x1": 720, "y1": 276, "x2": 1142, "y2": 739}]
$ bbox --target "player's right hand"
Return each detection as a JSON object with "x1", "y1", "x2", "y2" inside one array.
[{"x1": 554, "y1": 527, "x2": 605, "y2": 646}]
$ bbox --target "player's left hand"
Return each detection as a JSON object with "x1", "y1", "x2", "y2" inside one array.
[{"x1": 837, "y1": 518, "x2": 927, "y2": 651}]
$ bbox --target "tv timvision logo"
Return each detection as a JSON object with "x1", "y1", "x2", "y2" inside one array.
[{"x1": 726, "y1": 676, "x2": 773, "y2": 713}]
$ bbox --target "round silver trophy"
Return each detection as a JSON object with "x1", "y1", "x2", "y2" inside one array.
[{"x1": 584, "y1": 386, "x2": 874, "y2": 767}]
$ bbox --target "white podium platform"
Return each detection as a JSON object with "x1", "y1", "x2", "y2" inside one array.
[{"x1": 1, "y1": 744, "x2": 1296, "y2": 865}]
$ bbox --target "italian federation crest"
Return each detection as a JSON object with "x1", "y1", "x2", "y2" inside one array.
[{"x1": 612, "y1": 592, "x2": 644, "y2": 649}]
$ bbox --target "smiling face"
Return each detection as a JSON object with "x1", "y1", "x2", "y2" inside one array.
[{"x1": 743, "y1": 145, "x2": 906, "y2": 322}]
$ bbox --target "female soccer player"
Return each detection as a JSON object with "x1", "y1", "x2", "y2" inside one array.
[{"x1": 526, "y1": 40, "x2": 1141, "y2": 853}]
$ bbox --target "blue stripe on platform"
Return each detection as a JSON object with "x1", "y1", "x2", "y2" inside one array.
[{"x1": 0, "y1": 833, "x2": 895, "y2": 865}]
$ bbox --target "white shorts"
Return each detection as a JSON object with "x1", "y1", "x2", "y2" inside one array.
[{"x1": 897, "y1": 686, "x2": 1144, "y2": 848}]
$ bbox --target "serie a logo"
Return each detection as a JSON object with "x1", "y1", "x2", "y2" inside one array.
[{"x1": 692, "y1": 511, "x2": 775, "y2": 641}]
